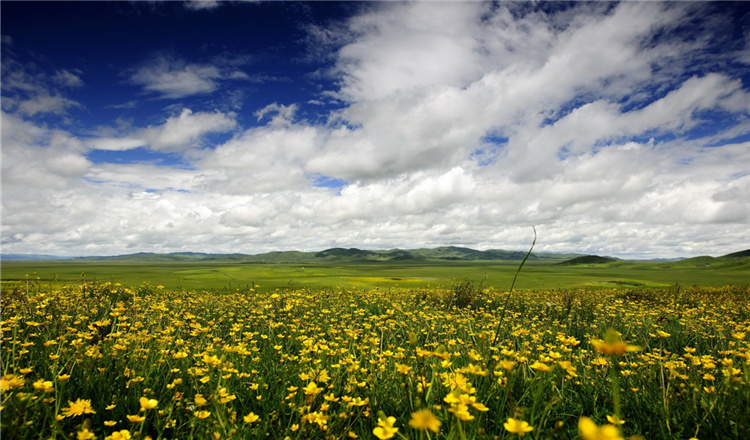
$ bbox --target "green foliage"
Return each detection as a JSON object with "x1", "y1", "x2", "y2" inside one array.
[{"x1": 447, "y1": 278, "x2": 485, "y2": 309}]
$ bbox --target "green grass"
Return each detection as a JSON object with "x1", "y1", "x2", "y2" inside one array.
[{"x1": 2, "y1": 257, "x2": 748, "y2": 293}]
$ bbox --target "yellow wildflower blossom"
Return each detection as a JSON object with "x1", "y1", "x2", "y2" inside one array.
[
  {"x1": 62, "y1": 399, "x2": 96, "y2": 417},
  {"x1": 1, "y1": 374, "x2": 25, "y2": 391},
  {"x1": 195, "y1": 410, "x2": 211, "y2": 419},
  {"x1": 578, "y1": 417, "x2": 623, "y2": 440},
  {"x1": 139, "y1": 397, "x2": 158, "y2": 411},
  {"x1": 504, "y1": 418, "x2": 533, "y2": 436},
  {"x1": 373, "y1": 416, "x2": 398, "y2": 439},
  {"x1": 77, "y1": 428, "x2": 96, "y2": 440},
  {"x1": 590, "y1": 329, "x2": 640, "y2": 356},
  {"x1": 409, "y1": 409, "x2": 441, "y2": 433}
]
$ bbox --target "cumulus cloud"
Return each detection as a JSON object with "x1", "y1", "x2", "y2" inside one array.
[
  {"x1": 2, "y1": 1, "x2": 748, "y2": 259},
  {"x1": 85, "y1": 108, "x2": 237, "y2": 154},
  {"x1": 1, "y1": 59, "x2": 84, "y2": 117},
  {"x1": 128, "y1": 54, "x2": 247, "y2": 99},
  {"x1": 1, "y1": 111, "x2": 92, "y2": 189},
  {"x1": 140, "y1": 108, "x2": 237, "y2": 152},
  {"x1": 198, "y1": 114, "x2": 324, "y2": 193}
]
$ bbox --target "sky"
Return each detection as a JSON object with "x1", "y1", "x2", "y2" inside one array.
[{"x1": 1, "y1": 0, "x2": 749, "y2": 259}]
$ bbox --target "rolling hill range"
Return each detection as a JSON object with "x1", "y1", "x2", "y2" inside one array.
[
  {"x1": 3, "y1": 248, "x2": 748, "y2": 267},
  {"x1": 4, "y1": 246, "x2": 584, "y2": 263}
]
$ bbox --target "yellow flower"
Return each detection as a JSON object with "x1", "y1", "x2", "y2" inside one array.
[
  {"x1": 656, "y1": 330, "x2": 671, "y2": 338},
  {"x1": 62, "y1": 399, "x2": 96, "y2": 417},
  {"x1": 243, "y1": 412, "x2": 259, "y2": 423},
  {"x1": 77, "y1": 428, "x2": 96, "y2": 440},
  {"x1": 33, "y1": 379, "x2": 55, "y2": 393},
  {"x1": 106, "y1": 430, "x2": 131, "y2": 440},
  {"x1": 578, "y1": 417, "x2": 624, "y2": 440},
  {"x1": 194, "y1": 394, "x2": 209, "y2": 407},
  {"x1": 606, "y1": 415, "x2": 625, "y2": 425},
  {"x1": 195, "y1": 410, "x2": 211, "y2": 419},
  {"x1": 0, "y1": 374, "x2": 25, "y2": 391},
  {"x1": 126, "y1": 414, "x2": 145, "y2": 423},
  {"x1": 396, "y1": 363, "x2": 412, "y2": 374},
  {"x1": 472, "y1": 402, "x2": 489, "y2": 412},
  {"x1": 529, "y1": 361, "x2": 553, "y2": 373},
  {"x1": 504, "y1": 418, "x2": 533, "y2": 436},
  {"x1": 373, "y1": 416, "x2": 398, "y2": 439},
  {"x1": 590, "y1": 329, "x2": 640, "y2": 356},
  {"x1": 303, "y1": 381, "x2": 322, "y2": 396},
  {"x1": 409, "y1": 409, "x2": 441, "y2": 433},
  {"x1": 139, "y1": 397, "x2": 158, "y2": 411},
  {"x1": 497, "y1": 360, "x2": 516, "y2": 371},
  {"x1": 104, "y1": 421, "x2": 117, "y2": 427},
  {"x1": 217, "y1": 387, "x2": 236, "y2": 403}
]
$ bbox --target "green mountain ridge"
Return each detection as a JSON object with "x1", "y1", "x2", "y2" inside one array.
[
  {"x1": 656, "y1": 250, "x2": 750, "y2": 270},
  {"x1": 5, "y1": 248, "x2": 747, "y2": 265},
  {"x1": 60, "y1": 246, "x2": 585, "y2": 263},
  {"x1": 556, "y1": 255, "x2": 619, "y2": 266}
]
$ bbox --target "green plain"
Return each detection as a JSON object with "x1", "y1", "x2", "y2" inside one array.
[{"x1": 2, "y1": 258, "x2": 748, "y2": 292}]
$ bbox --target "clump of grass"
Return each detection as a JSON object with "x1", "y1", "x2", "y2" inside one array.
[{"x1": 447, "y1": 278, "x2": 484, "y2": 309}]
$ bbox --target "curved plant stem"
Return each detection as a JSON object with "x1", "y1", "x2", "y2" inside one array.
[{"x1": 491, "y1": 226, "x2": 537, "y2": 347}]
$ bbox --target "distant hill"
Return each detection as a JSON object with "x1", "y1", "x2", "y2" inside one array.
[
  {"x1": 723, "y1": 249, "x2": 750, "y2": 259},
  {"x1": 557, "y1": 255, "x2": 618, "y2": 266},
  {"x1": 20, "y1": 247, "x2": 583, "y2": 264},
  {"x1": 664, "y1": 249, "x2": 750, "y2": 270},
  {"x1": 72, "y1": 252, "x2": 252, "y2": 263},
  {"x1": 0, "y1": 254, "x2": 72, "y2": 261},
  {"x1": 6, "y1": 248, "x2": 747, "y2": 265}
]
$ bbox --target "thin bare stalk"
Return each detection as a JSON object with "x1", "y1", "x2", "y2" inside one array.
[{"x1": 491, "y1": 226, "x2": 536, "y2": 347}]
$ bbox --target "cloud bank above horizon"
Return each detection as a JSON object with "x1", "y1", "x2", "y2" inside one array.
[{"x1": 2, "y1": 1, "x2": 749, "y2": 259}]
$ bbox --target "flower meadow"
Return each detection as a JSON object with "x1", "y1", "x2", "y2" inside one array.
[{"x1": 1, "y1": 281, "x2": 748, "y2": 440}]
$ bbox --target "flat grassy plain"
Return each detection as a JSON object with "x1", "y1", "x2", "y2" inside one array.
[{"x1": 2, "y1": 257, "x2": 748, "y2": 293}]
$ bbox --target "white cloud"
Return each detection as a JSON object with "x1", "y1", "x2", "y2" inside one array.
[
  {"x1": 2, "y1": 1, "x2": 748, "y2": 259},
  {"x1": 86, "y1": 137, "x2": 148, "y2": 151},
  {"x1": 198, "y1": 117, "x2": 324, "y2": 193},
  {"x1": 140, "y1": 108, "x2": 237, "y2": 152},
  {"x1": 128, "y1": 54, "x2": 247, "y2": 99},
  {"x1": 1, "y1": 60, "x2": 84, "y2": 116},
  {"x1": 334, "y1": 1, "x2": 486, "y2": 102},
  {"x1": 52, "y1": 69, "x2": 83, "y2": 88},
  {"x1": 183, "y1": 0, "x2": 221, "y2": 10},
  {"x1": 1, "y1": 112, "x2": 91, "y2": 189},
  {"x1": 15, "y1": 95, "x2": 82, "y2": 116},
  {"x1": 84, "y1": 108, "x2": 236, "y2": 154}
]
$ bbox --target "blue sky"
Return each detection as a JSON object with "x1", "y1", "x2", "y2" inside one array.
[{"x1": 2, "y1": 1, "x2": 749, "y2": 259}]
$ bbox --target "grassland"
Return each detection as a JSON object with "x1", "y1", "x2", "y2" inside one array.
[{"x1": 2, "y1": 253, "x2": 749, "y2": 293}]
